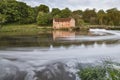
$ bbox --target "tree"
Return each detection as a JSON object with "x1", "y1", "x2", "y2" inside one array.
[
  {"x1": 0, "y1": 14, "x2": 7, "y2": 27},
  {"x1": 71, "y1": 10, "x2": 83, "y2": 26},
  {"x1": 102, "y1": 14, "x2": 109, "y2": 25},
  {"x1": 106, "y1": 8, "x2": 120, "y2": 26},
  {"x1": 83, "y1": 9, "x2": 97, "y2": 24},
  {"x1": 0, "y1": 0, "x2": 36, "y2": 24},
  {"x1": 0, "y1": 0, "x2": 21, "y2": 23},
  {"x1": 60, "y1": 8, "x2": 71, "y2": 18},
  {"x1": 72, "y1": 10, "x2": 83, "y2": 16},
  {"x1": 51, "y1": 8, "x2": 61, "y2": 18},
  {"x1": 97, "y1": 10, "x2": 105, "y2": 25},
  {"x1": 16, "y1": 2, "x2": 36, "y2": 24},
  {"x1": 25, "y1": 7, "x2": 36, "y2": 23},
  {"x1": 38, "y1": 4, "x2": 49, "y2": 13},
  {"x1": 37, "y1": 12, "x2": 52, "y2": 26}
]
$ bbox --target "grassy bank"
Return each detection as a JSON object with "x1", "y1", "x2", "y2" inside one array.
[
  {"x1": 0, "y1": 24, "x2": 120, "y2": 37},
  {"x1": 0, "y1": 24, "x2": 52, "y2": 36},
  {"x1": 78, "y1": 61, "x2": 120, "y2": 80}
]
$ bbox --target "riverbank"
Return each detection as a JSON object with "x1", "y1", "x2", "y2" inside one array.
[
  {"x1": 0, "y1": 24, "x2": 52, "y2": 36},
  {"x1": 86, "y1": 25, "x2": 120, "y2": 30},
  {"x1": 77, "y1": 61, "x2": 120, "y2": 80},
  {"x1": 0, "y1": 24, "x2": 120, "y2": 36}
]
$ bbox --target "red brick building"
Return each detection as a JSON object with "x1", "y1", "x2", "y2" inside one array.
[{"x1": 53, "y1": 18, "x2": 75, "y2": 29}]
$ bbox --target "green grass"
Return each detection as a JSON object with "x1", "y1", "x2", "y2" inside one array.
[
  {"x1": 0, "y1": 24, "x2": 52, "y2": 36},
  {"x1": 78, "y1": 61, "x2": 120, "y2": 80}
]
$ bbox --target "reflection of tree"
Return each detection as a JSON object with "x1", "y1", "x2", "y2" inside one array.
[{"x1": 0, "y1": 33, "x2": 119, "y2": 48}]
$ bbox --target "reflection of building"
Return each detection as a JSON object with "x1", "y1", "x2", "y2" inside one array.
[
  {"x1": 53, "y1": 18, "x2": 75, "y2": 29},
  {"x1": 53, "y1": 30, "x2": 75, "y2": 40}
]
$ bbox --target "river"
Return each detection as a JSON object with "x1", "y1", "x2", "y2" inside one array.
[{"x1": 0, "y1": 29, "x2": 120, "y2": 80}]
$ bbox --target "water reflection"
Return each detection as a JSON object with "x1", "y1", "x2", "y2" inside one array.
[
  {"x1": 53, "y1": 30, "x2": 75, "y2": 40},
  {"x1": 0, "y1": 29, "x2": 120, "y2": 49}
]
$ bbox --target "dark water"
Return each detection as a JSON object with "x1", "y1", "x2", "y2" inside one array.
[{"x1": 0, "y1": 29, "x2": 120, "y2": 80}]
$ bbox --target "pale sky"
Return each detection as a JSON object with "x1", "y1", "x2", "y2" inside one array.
[{"x1": 17, "y1": 0, "x2": 120, "y2": 11}]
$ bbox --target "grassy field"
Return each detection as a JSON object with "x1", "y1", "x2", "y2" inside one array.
[{"x1": 0, "y1": 24, "x2": 52, "y2": 36}]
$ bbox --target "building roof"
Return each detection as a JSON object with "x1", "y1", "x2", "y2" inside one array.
[{"x1": 53, "y1": 18, "x2": 73, "y2": 22}]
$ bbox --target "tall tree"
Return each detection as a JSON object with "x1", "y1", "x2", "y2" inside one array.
[
  {"x1": 51, "y1": 8, "x2": 61, "y2": 18},
  {"x1": 0, "y1": 0, "x2": 36, "y2": 24},
  {"x1": 38, "y1": 4, "x2": 49, "y2": 13},
  {"x1": 72, "y1": 10, "x2": 84, "y2": 26},
  {"x1": 60, "y1": 8, "x2": 71, "y2": 18},
  {"x1": 97, "y1": 10, "x2": 105, "y2": 25},
  {"x1": 0, "y1": 14, "x2": 7, "y2": 27},
  {"x1": 72, "y1": 10, "x2": 83, "y2": 16},
  {"x1": 37, "y1": 12, "x2": 52, "y2": 26},
  {"x1": 83, "y1": 9, "x2": 97, "y2": 24},
  {"x1": 15, "y1": 2, "x2": 36, "y2": 24},
  {"x1": 0, "y1": 0, "x2": 19, "y2": 23},
  {"x1": 106, "y1": 8, "x2": 120, "y2": 26}
]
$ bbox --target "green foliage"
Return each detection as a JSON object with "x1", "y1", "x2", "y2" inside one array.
[
  {"x1": 72, "y1": 10, "x2": 83, "y2": 26},
  {"x1": 0, "y1": 14, "x2": 7, "y2": 27},
  {"x1": 97, "y1": 10, "x2": 105, "y2": 25},
  {"x1": 72, "y1": 10, "x2": 83, "y2": 15},
  {"x1": 106, "y1": 8, "x2": 120, "y2": 26},
  {"x1": 60, "y1": 8, "x2": 71, "y2": 18},
  {"x1": 37, "y1": 12, "x2": 52, "y2": 26},
  {"x1": 78, "y1": 67, "x2": 106, "y2": 80},
  {"x1": 96, "y1": 8, "x2": 120, "y2": 26},
  {"x1": 0, "y1": 0, "x2": 36, "y2": 24},
  {"x1": 78, "y1": 62, "x2": 120, "y2": 80},
  {"x1": 83, "y1": 9, "x2": 97, "y2": 24},
  {"x1": 77, "y1": 19, "x2": 85, "y2": 26},
  {"x1": 38, "y1": 4, "x2": 49, "y2": 13},
  {"x1": 0, "y1": 1, "x2": 120, "y2": 27},
  {"x1": 51, "y1": 8, "x2": 61, "y2": 18},
  {"x1": 16, "y1": 2, "x2": 36, "y2": 24},
  {"x1": 0, "y1": 14, "x2": 6, "y2": 23},
  {"x1": 0, "y1": 0, "x2": 20, "y2": 23}
]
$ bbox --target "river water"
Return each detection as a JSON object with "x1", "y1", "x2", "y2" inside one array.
[{"x1": 0, "y1": 29, "x2": 120, "y2": 80}]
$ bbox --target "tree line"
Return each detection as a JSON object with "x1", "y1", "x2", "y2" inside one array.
[{"x1": 0, "y1": 0, "x2": 120, "y2": 27}]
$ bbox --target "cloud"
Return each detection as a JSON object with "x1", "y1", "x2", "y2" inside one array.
[{"x1": 17, "y1": 0, "x2": 120, "y2": 11}]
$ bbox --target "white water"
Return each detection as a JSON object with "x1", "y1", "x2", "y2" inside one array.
[
  {"x1": 0, "y1": 29, "x2": 120, "y2": 80},
  {"x1": 61, "y1": 29, "x2": 120, "y2": 41},
  {"x1": 90, "y1": 29, "x2": 120, "y2": 36}
]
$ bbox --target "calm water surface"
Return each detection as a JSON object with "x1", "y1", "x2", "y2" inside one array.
[{"x1": 0, "y1": 29, "x2": 120, "y2": 80}]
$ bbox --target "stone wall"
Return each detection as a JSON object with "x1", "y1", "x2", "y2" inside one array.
[{"x1": 53, "y1": 18, "x2": 75, "y2": 29}]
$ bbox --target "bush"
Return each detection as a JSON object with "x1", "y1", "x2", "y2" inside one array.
[
  {"x1": 78, "y1": 62, "x2": 120, "y2": 80},
  {"x1": 37, "y1": 12, "x2": 52, "y2": 26}
]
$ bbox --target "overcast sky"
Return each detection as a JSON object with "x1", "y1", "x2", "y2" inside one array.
[{"x1": 17, "y1": 0, "x2": 120, "y2": 11}]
